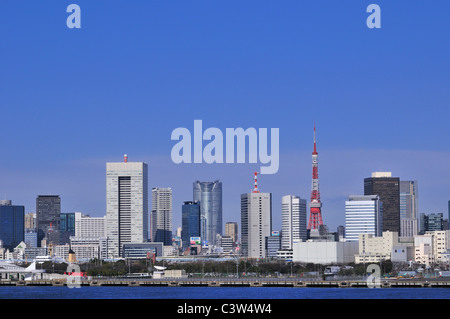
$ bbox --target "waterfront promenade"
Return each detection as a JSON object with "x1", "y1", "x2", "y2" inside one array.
[{"x1": 1, "y1": 277, "x2": 450, "y2": 288}]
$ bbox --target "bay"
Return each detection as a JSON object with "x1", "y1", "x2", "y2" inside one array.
[{"x1": 0, "y1": 286, "x2": 449, "y2": 299}]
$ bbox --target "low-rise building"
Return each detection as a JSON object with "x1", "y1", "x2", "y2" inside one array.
[
  {"x1": 292, "y1": 240, "x2": 358, "y2": 264},
  {"x1": 355, "y1": 231, "x2": 399, "y2": 264}
]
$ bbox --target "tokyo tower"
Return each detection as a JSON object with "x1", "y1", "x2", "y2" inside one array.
[{"x1": 307, "y1": 123, "x2": 323, "y2": 230}]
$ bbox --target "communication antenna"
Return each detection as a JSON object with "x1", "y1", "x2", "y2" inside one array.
[{"x1": 252, "y1": 172, "x2": 260, "y2": 193}]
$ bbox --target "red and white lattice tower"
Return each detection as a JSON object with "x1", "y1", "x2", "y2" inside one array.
[{"x1": 308, "y1": 123, "x2": 324, "y2": 230}]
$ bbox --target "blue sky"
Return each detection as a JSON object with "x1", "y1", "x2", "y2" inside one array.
[{"x1": 0, "y1": 1, "x2": 449, "y2": 232}]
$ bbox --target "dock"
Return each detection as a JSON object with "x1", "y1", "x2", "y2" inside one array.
[{"x1": 1, "y1": 278, "x2": 449, "y2": 288}]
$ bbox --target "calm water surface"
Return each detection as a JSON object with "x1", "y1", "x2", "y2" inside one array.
[{"x1": 0, "y1": 286, "x2": 449, "y2": 299}]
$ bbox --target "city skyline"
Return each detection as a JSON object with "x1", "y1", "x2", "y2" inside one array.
[{"x1": 0, "y1": 1, "x2": 449, "y2": 233}]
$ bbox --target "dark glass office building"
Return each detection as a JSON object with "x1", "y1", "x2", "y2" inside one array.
[
  {"x1": 0, "y1": 200, "x2": 25, "y2": 250},
  {"x1": 60, "y1": 212, "x2": 75, "y2": 244},
  {"x1": 36, "y1": 195, "x2": 61, "y2": 247},
  {"x1": 364, "y1": 173, "x2": 400, "y2": 234},
  {"x1": 193, "y1": 180, "x2": 222, "y2": 246},
  {"x1": 181, "y1": 201, "x2": 201, "y2": 250}
]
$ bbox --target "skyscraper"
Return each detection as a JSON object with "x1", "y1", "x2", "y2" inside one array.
[
  {"x1": 281, "y1": 195, "x2": 307, "y2": 249},
  {"x1": 181, "y1": 201, "x2": 201, "y2": 250},
  {"x1": 106, "y1": 155, "x2": 148, "y2": 258},
  {"x1": 400, "y1": 180, "x2": 419, "y2": 237},
  {"x1": 151, "y1": 187, "x2": 173, "y2": 246},
  {"x1": 241, "y1": 173, "x2": 272, "y2": 259},
  {"x1": 36, "y1": 195, "x2": 61, "y2": 247},
  {"x1": 400, "y1": 180, "x2": 418, "y2": 220},
  {"x1": 364, "y1": 172, "x2": 400, "y2": 234},
  {"x1": 193, "y1": 180, "x2": 222, "y2": 246},
  {"x1": 345, "y1": 195, "x2": 383, "y2": 242},
  {"x1": 60, "y1": 212, "x2": 75, "y2": 244},
  {"x1": 0, "y1": 200, "x2": 24, "y2": 250}
]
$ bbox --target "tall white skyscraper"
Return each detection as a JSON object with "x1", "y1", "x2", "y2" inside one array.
[
  {"x1": 151, "y1": 187, "x2": 173, "y2": 246},
  {"x1": 106, "y1": 155, "x2": 148, "y2": 257},
  {"x1": 241, "y1": 173, "x2": 272, "y2": 259},
  {"x1": 345, "y1": 195, "x2": 383, "y2": 242},
  {"x1": 281, "y1": 195, "x2": 307, "y2": 250}
]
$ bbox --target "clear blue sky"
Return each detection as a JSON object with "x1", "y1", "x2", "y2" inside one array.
[{"x1": 0, "y1": 1, "x2": 449, "y2": 232}]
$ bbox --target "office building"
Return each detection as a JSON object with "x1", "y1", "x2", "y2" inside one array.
[
  {"x1": 60, "y1": 212, "x2": 75, "y2": 245},
  {"x1": 193, "y1": 180, "x2": 222, "y2": 246},
  {"x1": 428, "y1": 213, "x2": 444, "y2": 231},
  {"x1": 427, "y1": 213, "x2": 444, "y2": 231},
  {"x1": 220, "y1": 236, "x2": 233, "y2": 253},
  {"x1": 266, "y1": 231, "x2": 281, "y2": 259},
  {"x1": 36, "y1": 195, "x2": 61, "y2": 247},
  {"x1": 354, "y1": 231, "x2": 399, "y2": 264},
  {"x1": 151, "y1": 187, "x2": 173, "y2": 246},
  {"x1": 24, "y1": 229, "x2": 38, "y2": 248},
  {"x1": 420, "y1": 213, "x2": 444, "y2": 234},
  {"x1": 364, "y1": 172, "x2": 400, "y2": 233},
  {"x1": 400, "y1": 218, "x2": 418, "y2": 237},
  {"x1": 432, "y1": 230, "x2": 450, "y2": 263},
  {"x1": 225, "y1": 222, "x2": 238, "y2": 244},
  {"x1": 399, "y1": 181, "x2": 419, "y2": 236},
  {"x1": 74, "y1": 212, "x2": 106, "y2": 239},
  {"x1": 122, "y1": 242, "x2": 164, "y2": 259},
  {"x1": 54, "y1": 244, "x2": 99, "y2": 261},
  {"x1": 0, "y1": 200, "x2": 24, "y2": 250},
  {"x1": 400, "y1": 181, "x2": 418, "y2": 219},
  {"x1": 181, "y1": 201, "x2": 201, "y2": 250},
  {"x1": 413, "y1": 230, "x2": 450, "y2": 265},
  {"x1": 24, "y1": 213, "x2": 35, "y2": 229},
  {"x1": 241, "y1": 175, "x2": 272, "y2": 259},
  {"x1": 106, "y1": 155, "x2": 148, "y2": 258},
  {"x1": 281, "y1": 195, "x2": 307, "y2": 249},
  {"x1": 345, "y1": 195, "x2": 382, "y2": 242}
]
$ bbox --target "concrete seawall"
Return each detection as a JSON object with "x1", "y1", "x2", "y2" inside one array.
[{"x1": 1, "y1": 278, "x2": 449, "y2": 288}]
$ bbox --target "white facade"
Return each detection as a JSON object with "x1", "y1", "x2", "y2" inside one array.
[
  {"x1": 419, "y1": 230, "x2": 450, "y2": 264},
  {"x1": 292, "y1": 240, "x2": 359, "y2": 264},
  {"x1": 241, "y1": 192, "x2": 272, "y2": 259},
  {"x1": 106, "y1": 160, "x2": 148, "y2": 258},
  {"x1": 281, "y1": 195, "x2": 307, "y2": 250},
  {"x1": 345, "y1": 195, "x2": 382, "y2": 242},
  {"x1": 355, "y1": 231, "x2": 399, "y2": 264},
  {"x1": 75, "y1": 212, "x2": 106, "y2": 239},
  {"x1": 70, "y1": 236, "x2": 108, "y2": 260},
  {"x1": 432, "y1": 230, "x2": 450, "y2": 262},
  {"x1": 151, "y1": 187, "x2": 173, "y2": 245},
  {"x1": 54, "y1": 244, "x2": 99, "y2": 261}
]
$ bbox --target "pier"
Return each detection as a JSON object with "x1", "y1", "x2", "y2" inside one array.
[{"x1": 1, "y1": 278, "x2": 449, "y2": 288}]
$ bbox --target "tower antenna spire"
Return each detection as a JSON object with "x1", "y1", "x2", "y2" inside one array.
[
  {"x1": 308, "y1": 122, "x2": 323, "y2": 230},
  {"x1": 313, "y1": 121, "x2": 317, "y2": 155}
]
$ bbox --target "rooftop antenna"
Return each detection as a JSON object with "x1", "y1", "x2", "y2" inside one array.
[{"x1": 252, "y1": 172, "x2": 260, "y2": 193}]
